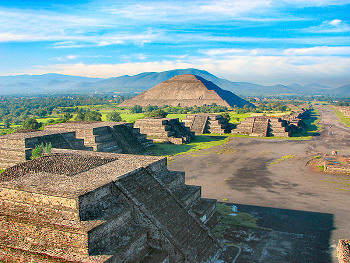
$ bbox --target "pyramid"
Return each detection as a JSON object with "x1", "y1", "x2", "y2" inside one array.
[{"x1": 119, "y1": 74, "x2": 250, "y2": 108}]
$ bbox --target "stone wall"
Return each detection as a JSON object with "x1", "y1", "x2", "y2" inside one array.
[
  {"x1": 45, "y1": 121, "x2": 152, "y2": 154},
  {"x1": 0, "y1": 130, "x2": 87, "y2": 169}
]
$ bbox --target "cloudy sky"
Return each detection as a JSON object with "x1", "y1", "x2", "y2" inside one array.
[{"x1": 0, "y1": 0, "x2": 349, "y2": 87}]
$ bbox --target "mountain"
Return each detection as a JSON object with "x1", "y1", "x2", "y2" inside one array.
[
  {"x1": 0, "y1": 74, "x2": 101, "y2": 95},
  {"x1": 0, "y1": 69, "x2": 348, "y2": 96}
]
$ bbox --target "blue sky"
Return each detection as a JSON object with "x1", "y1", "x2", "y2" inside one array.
[{"x1": 0, "y1": 0, "x2": 349, "y2": 87}]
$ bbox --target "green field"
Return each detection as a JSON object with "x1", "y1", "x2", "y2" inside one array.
[
  {"x1": 334, "y1": 110, "x2": 350, "y2": 127},
  {"x1": 150, "y1": 135, "x2": 230, "y2": 156}
]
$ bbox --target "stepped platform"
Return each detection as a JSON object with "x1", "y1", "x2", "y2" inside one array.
[
  {"x1": 183, "y1": 114, "x2": 232, "y2": 134},
  {"x1": 45, "y1": 121, "x2": 152, "y2": 154},
  {"x1": 232, "y1": 116, "x2": 290, "y2": 137},
  {"x1": 134, "y1": 118, "x2": 195, "y2": 144},
  {"x1": 0, "y1": 149, "x2": 221, "y2": 263},
  {"x1": 0, "y1": 130, "x2": 87, "y2": 169}
]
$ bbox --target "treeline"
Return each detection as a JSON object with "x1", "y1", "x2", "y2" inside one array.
[
  {"x1": 129, "y1": 104, "x2": 230, "y2": 114},
  {"x1": 0, "y1": 94, "x2": 130, "y2": 127}
]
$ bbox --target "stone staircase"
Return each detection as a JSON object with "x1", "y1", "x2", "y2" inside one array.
[
  {"x1": 191, "y1": 115, "x2": 209, "y2": 134},
  {"x1": 0, "y1": 151, "x2": 220, "y2": 263},
  {"x1": 134, "y1": 118, "x2": 194, "y2": 144},
  {"x1": 251, "y1": 117, "x2": 269, "y2": 137},
  {"x1": 183, "y1": 114, "x2": 231, "y2": 134},
  {"x1": 45, "y1": 122, "x2": 152, "y2": 154},
  {"x1": 115, "y1": 168, "x2": 221, "y2": 263},
  {"x1": 111, "y1": 124, "x2": 147, "y2": 154},
  {"x1": 232, "y1": 116, "x2": 290, "y2": 137}
]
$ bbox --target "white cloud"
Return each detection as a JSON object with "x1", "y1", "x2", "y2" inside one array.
[
  {"x1": 284, "y1": 46, "x2": 350, "y2": 56},
  {"x1": 305, "y1": 19, "x2": 350, "y2": 33}
]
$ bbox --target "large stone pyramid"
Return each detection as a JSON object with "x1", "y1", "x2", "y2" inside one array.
[{"x1": 119, "y1": 74, "x2": 250, "y2": 108}]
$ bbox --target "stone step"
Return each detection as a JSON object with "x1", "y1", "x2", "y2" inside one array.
[
  {"x1": 116, "y1": 168, "x2": 219, "y2": 262},
  {"x1": 159, "y1": 170, "x2": 185, "y2": 190},
  {"x1": 107, "y1": 229, "x2": 149, "y2": 262},
  {"x1": 173, "y1": 185, "x2": 201, "y2": 207},
  {"x1": 139, "y1": 248, "x2": 169, "y2": 263},
  {"x1": 190, "y1": 198, "x2": 217, "y2": 223}
]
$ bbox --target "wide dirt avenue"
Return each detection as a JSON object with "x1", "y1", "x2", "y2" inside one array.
[{"x1": 169, "y1": 105, "x2": 350, "y2": 262}]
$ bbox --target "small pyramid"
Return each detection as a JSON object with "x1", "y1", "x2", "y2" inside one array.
[{"x1": 119, "y1": 74, "x2": 250, "y2": 108}]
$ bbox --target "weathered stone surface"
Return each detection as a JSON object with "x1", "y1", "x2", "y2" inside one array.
[
  {"x1": 0, "y1": 130, "x2": 87, "y2": 169},
  {"x1": 183, "y1": 114, "x2": 232, "y2": 134},
  {"x1": 45, "y1": 121, "x2": 152, "y2": 154},
  {"x1": 119, "y1": 74, "x2": 251, "y2": 108},
  {"x1": 0, "y1": 149, "x2": 221, "y2": 263},
  {"x1": 134, "y1": 118, "x2": 195, "y2": 144},
  {"x1": 232, "y1": 116, "x2": 290, "y2": 137},
  {"x1": 337, "y1": 239, "x2": 350, "y2": 263}
]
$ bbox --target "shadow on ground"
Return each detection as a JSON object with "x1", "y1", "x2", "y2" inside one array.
[{"x1": 219, "y1": 203, "x2": 335, "y2": 263}]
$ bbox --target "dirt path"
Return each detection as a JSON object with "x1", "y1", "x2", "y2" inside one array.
[{"x1": 169, "y1": 106, "x2": 350, "y2": 262}]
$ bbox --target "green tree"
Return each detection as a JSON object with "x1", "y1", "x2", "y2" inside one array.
[
  {"x1": 75, "y1": 110, "x2": 85, "y2": 121},
  {"x1": 85, "y1": 111, "x2": 102, "y2": 121},
  {"x1": 23, "y1": 117, "x2": 42, "y2": 130},
  {"x1": 130, "y1": 105, "x2": 143, "y2": 113},
  {"x1": 144, "y1": 109, "x2": 167, "y2": 118},
  {"x1": 3, "y1": 117, "x2": 12, "y2": 129},
  {"x1": 221, "y1": 112, "x2": 230, "y2": 122},
  {"x1": 107, "y1": 111, "x2": 122, "y2": 122},
  {"x1": 30, "y1": 143, "x2": 52, "y2": 160}
]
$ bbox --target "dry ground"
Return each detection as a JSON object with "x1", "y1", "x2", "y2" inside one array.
[{"x1": 169, "y1": 105, "x2": 350, "y2": 262}]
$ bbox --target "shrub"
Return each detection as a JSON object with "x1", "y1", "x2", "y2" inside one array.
[
  {"x1": 107, "y1": 111, "x2": 122, "y2": 122},
  {"x1": 130, "y1": 105, "x2": 143, "y2": 113},
  {"x1": 31, "y1": 143, "x2": 52, "y2": 160},
  {"x1": 144, "y1": 109, "x2": 168, "y2": 118},
  {"x1": 23, "y1": 117, "x2": 42, "y2": 130}
]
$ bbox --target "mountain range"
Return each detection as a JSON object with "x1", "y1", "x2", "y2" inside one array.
[{"x1": 0, "y1": 68, "x2": 349, "y2": 96}]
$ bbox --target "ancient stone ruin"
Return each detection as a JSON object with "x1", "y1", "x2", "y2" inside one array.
[
  {"x1": 0, "y1": 130, "x2": 88, "y2": 169},
  {"x1": 45, "y1": 121, "x2": 152, "y2": 154},
  {"x1": 232, "y1": 116, "x2": 290, "y2": 137},
  {"x1": 0, "y1": 122, "x2": 152, "y2": 169},
  {"x1": 182, "y1": 114, "x2": 232, "y2": 134},
  {"x1": 232, "y1": 109, "x2": 310, "y2": 137},
  {"x1": 323, "y1": 154, "x2": 350, "y2": 173},
  {"x1": 119, "y1": 74, "x2": 251, "y2": 108},
  {"x1": 134, "y1": 118, "x2": 195, "y2": 144},
  {"x1": 0, "y1": 149, "x2": 221, "y2": 262}
]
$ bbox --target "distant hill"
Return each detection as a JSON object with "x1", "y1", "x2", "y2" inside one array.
[{"x1": 0, "y1": 69, "x2": 348, "y2": 96}]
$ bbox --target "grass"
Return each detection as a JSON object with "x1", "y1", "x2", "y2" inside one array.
[
  {"x1": 0, "y1": 168, "x2": 5, "y2": 173},
  {"x1": 334, "y1": 110, "x2": 350, "y2": 127},
  {"x1": 270, "y1": 154, "x2": 296, "y2": 165},
  {"x1": 150, "y1": 135, "x2": 230, "y2": 156},
  {"x1": 212, "y1": 203, "x2": 262, "y2": 239}
]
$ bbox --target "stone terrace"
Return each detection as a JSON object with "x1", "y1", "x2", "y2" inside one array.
[
  {"x1": 183, "y1": 114, "x2": 232, "y2": 135},
  {"x1": 0, "y1": 130, "x2": 87, "y2": 169},
  {"x1": 45, "y1": 121, "x2": 152, "y2": 154},
  {"x1": 134, "y1": 118, "x2": 195, "y2": 144},
  {"x1": 232, "y1": 116, "x2": 290, "y2": 137},
  {"x1": 0, "y1": 149, "x2": 221, "y2": 263}
]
